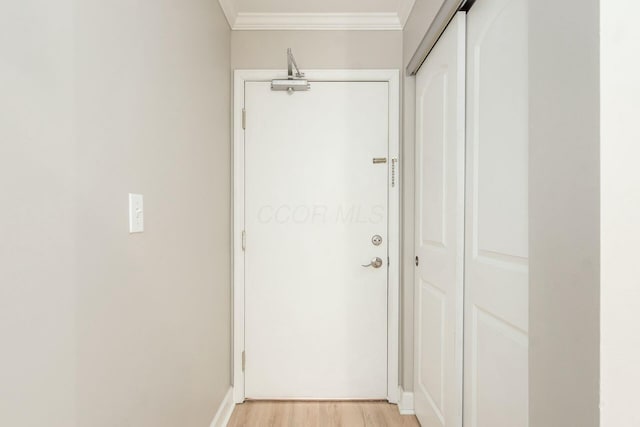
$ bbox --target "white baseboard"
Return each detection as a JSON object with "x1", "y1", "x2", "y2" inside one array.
[
  {"x1": 210, "y1": 387, "x2": 235, "y2": 427},
  {"x1": 397, "y1": 386, "x2": 415, "y2": 415}
]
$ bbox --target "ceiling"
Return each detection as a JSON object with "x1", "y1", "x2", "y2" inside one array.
[{"x1": 219, "y1": 0, "x2": 416, "y2": 30}]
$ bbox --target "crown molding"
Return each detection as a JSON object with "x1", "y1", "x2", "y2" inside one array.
[
  {"x1": 218, "y1": 0, "x2": 238, "y2": 28},
  {"x1": 398, "y1": 0, "x2": 416, "y2": 27},
  {"x1": 230, "y1": 12, "x2": 403, "y2": 31}
]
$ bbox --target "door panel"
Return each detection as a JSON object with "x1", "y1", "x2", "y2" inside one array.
[
  {"x1": 464, "y1": 0, "x2": 529, "y2": 425},
  {"x1": 244, "y1": 81, "x2": 389, "y2": 399},
  {"x1": 414, "y1": 13, "x2": 466, "y2": 427}
]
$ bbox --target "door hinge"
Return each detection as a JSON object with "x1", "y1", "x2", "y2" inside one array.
[
  {"x1": 242, "y1": 351, "x2": 246, "y2": 372},
  {"x1": 242, "y1": 230, "x2": 246, "y2": 251},
  {"x1": 388, "y1": 257, "x2": 390, "y2": 267},
  {"x1": 242, "y1": 108, "x2": 246, "y2": 130}
]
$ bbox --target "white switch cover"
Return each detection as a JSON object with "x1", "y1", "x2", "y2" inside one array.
[{"x1": 129, "y1": 193, "x2": 144, "y2": 233}]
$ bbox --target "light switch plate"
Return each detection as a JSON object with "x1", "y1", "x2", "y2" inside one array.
[{"x1": 129, "y1": 193, "x2": 144, "y2": 233}]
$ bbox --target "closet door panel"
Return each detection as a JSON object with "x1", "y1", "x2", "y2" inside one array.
[
  {"x1": 464, "y1": 0, "x2": 529, "y2": 426},
  {"x1": 414, "y1": 12, "x2": 466, "y2": 427}
]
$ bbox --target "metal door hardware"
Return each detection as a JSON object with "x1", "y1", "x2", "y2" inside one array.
[
  {"x1": 392, "y1": 158, "x2": 397, "y2": 187},
  {"x1": 415, "y1": 256, "x2": 419, "y2": 267},
  {"x1": 372, "y1": 235, "x2": 383, "y2": 246},
  {"x1": 362, "y1": 257, "x2": 384, "y2": 268},
  {"x1": 372, "y1": 158, "x2": 387, "y2": 164},
  {"x1": 271, "y1": 48, "x2": 310, "y2": 92}
]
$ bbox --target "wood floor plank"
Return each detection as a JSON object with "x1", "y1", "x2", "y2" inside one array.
[{"x1": 227, "y1": 401, "x2": 420, "y2": 427}]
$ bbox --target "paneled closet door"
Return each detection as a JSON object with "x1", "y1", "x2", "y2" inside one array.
[
  {"x1": 464, "y1": 0, "x2": 529, "y2": 426},
  {"x1": 414, "y1": 12, "x2": 465, "y2": 427}
]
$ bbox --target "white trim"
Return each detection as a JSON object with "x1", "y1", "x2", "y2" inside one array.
[
  {"x1": 398, "y1": 0, "x2": 417, "y2": 27},
  {"x1": 217, "y1": 0, "x2": 237, "y2": 28},
  {"x1": 216, "y1": 1, "x2": 417, "y2": 31},
  {"x1": 233, "y1": 69, "x2": 401, "y2": 404},
  {"x1": 397, "y1": 386, "x2": 416, "y2": 415},
  {"x1": 231, "y1": 13, "x2": 402, "y2": 31},
  {"x1": 232, "y1": 70, "x2": 246, "y2": 404},
  {"x1": 209, "y1": 387, "x2": 235, "y2": 427}
]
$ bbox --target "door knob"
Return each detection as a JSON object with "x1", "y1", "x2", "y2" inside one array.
[{"x1": 362, "y1": 257, "x2": 383, "y2": 268}]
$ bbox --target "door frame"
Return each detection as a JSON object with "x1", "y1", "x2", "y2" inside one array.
[{"x1": 232, "y1": 69, "x2": 400, "y2": 404}]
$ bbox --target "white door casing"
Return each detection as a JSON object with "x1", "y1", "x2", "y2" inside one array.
[
  {"x1": 464, "y1": 0, "x2": 529, "y2": 426},
  {"x1": 414, "y1": 12, "x2": 465, "y2": 427},
  {"x1": 233, "y1": 70, "x2": 400, "y2": 403}
]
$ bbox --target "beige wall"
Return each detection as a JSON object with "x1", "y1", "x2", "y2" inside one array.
[
  {"x1": 528, "y1": 0, "x2": 601, "y2": 426},
  {"x1": 401, "y1": 0, "x2": 446, "y2": 391},
  {"x1": 600, "y1": 1, "x2": 640, "y2": 426},
  {"x1": 74, "y1": 0, "x2": 232, "y2": 425},
  {"x1": 403, "y1": 0, "x2": 445, "y2": 67},
  {"x1": 1, "y1": 0, "x2": 232, "y2": 425},
  {"x1": 0, "y1": 1, "x2": 77, "y2": 425},
  {"x1": 231, "y1": 30, "x2": 402, "y2": 69}
]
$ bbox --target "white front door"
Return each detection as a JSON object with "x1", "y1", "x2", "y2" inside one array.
[
  {"x1": 243, "y1": 81, "x2": 389, "y2": 399},
  {"x1": 464, "y1": 0, "x2": 529, "y2": 425},
  {"x1": 414, "y1": 12, "x2": 465, "y2": 427}
]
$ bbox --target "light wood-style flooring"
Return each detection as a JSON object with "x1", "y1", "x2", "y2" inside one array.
[{"x1": 227, "y1": 401, "x2": 420, "y2": 427}]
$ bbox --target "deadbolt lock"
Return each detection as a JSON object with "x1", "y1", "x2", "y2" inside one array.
[{"x1": 372, "y1": 235, "x2": 383, "y2": 246}]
